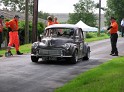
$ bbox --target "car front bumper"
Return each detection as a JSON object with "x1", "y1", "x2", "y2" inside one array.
[
  {"x1": 31, "y1": 54, "x2": 72, "y2": 58},
  {"x1": 31, "y1": 48, "x2": 72, "y2": 58}
]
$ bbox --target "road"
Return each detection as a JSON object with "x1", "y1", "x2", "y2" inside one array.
[{"x1": 0, "y1": 38, "x2": 124, "y2": 92}]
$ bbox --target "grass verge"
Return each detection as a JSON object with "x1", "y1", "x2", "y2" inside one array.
[
  {"x1": 85, "y1": 33, "x2": 110, "y2": 42},
  {"x1": 55, "y1": 56, "x2": 124, "y2": 92},
  {"x1": 0, "y1": 44, "x2": 32, "y2": 56}
]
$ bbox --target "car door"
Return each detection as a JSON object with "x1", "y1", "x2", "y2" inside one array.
[
  {"x1": 75, "y1": 28, "x2": 84, "y2": 58},
  {"x1": 78, "y1": 28, "x2": 85, "y2": 58}
]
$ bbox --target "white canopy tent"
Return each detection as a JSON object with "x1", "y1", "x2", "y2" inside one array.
[{"x1": 75, "y1": 20, "x2": 98, "y2": 32}]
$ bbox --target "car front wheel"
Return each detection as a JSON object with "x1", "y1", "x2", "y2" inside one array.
[
  {"x1": 31, "y1": 56, "x2": 39, "y2": 62},
  {"x1": 83, "y1": 48, "x2": 90, "y2": 60},
  {"x1": 71, "y1": 50, "x2": 78, "y2": 64}
]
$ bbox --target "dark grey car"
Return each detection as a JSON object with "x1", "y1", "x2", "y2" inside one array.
[{"x1": 31, "y1": 24, "x2": 90, "y2": 64}]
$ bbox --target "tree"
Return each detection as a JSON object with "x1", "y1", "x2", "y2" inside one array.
[
  {"x1": 38, "y1": 11, "x2": 50, "y2": 20},
  {"x1": 68, "y1": 0, "x2": 97, "y2": 27},
  {"x1": 0, "y1": 0, "x2": 33, "y2": 14},
  {"x1": 105, "y1": 0, "x2": 124, "y2": 28}
]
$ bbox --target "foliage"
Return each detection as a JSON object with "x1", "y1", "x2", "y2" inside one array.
[
  {"x1": 0, "y1": 0, "x2": 33, "y2": 14},
  {"x1": 38, "y1": 11, "x2": 50, "y2": 20},
  {"x1": 68, "y1": 0, "x2": 97, "y2": 27},
  {"x1": 105, "y1": 0, "x2": 124, "y2": 29},
  {"x1": 85, "y1": 32, "x2": 110, "y2": 42},
  {"x1": 18, "y1": 21, "x2": 45, "y2": 44},
  {"x1": 2, "y1": 20, "x2": 45, "y2": 45},
  {"x1": 86, "y1": 32, "x2": 96, "y2": 38}
]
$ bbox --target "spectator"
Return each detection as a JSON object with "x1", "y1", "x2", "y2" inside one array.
[
  {"x1": 120, "y1": 18, "x2": 124, "y2": 37},
  {"x1": 54, "y1": 17, "x2": 59, "y2": 24},
  {"x1": 107, "y1": 16, "x2": 118, "y2": 56},
  {"x1": 47, "y1": 16, "x2": 54, "y2": 26},
  {"x1": 0, "y1": 15, "x2": 4, "y2": 57},
  {"x1": 5, "y1": 15, "x2": 23, "y2": 55},
  {"x1": 0, "y1": 15, "x2": 4, "y2": 49},
  {"x1": 54, "y1": 17, "x2": 62, "y2": 34}
]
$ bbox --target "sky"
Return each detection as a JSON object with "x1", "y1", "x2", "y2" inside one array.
[{"x1": 38, "y1": 0, "x2": 107, "y2": 13}]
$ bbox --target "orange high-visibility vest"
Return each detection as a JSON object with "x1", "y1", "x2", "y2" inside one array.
[
  {"x1": 5, "y1": 19, "x2": 19, "y2": 31},
  {"x1": 110, "y1": 21, "x2": 118, "y2": 34}
]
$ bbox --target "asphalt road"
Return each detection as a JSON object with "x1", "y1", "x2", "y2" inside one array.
[{"x1": 0, "y1": 38, "x2": 124, "y2": 92}]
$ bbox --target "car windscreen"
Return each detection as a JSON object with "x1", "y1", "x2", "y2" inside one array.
[{"x1": 44, "y1": 28, "x2": 74, "y2": 38}]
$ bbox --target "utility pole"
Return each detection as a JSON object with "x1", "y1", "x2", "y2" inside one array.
[
  {"x1": 32, "y1": 0, "x2": 38, "y2": 43},
  {"x1": 25, "y1": 0, "x2": 29, "y2": 43},
  {"x1": 98, "y1": 0, "x2": 101, "y2": 36}
]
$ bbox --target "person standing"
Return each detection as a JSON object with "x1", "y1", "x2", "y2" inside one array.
[
  {"x1": 5, "y1": 15, "x2": 23, "y2": 55},
  {"x1": 53, "y1": 17, "x2": 59, "y2": 24},
  {"x1": 0, "y1": 15, "x2": 4, "y2": 57},
  {"x1": 0, "y1": 15, "x2": 4, "y2": 49},
  {"x1": 120, "y1": 18, "x2": 124, "y2": 37},
  {"x1": 107, "y1": 17, "x2": 118, "y2": 56},
  {"x1": 47, "y1": 16, "x2": 54, "y2": 26},
  {"x1": 53, "y1": 17, "x2": 62, "y2": 34}
]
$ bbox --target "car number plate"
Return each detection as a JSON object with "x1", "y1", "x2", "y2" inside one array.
[{"x1": 49, "y1": 57, "x2": 57, "y2": 60}]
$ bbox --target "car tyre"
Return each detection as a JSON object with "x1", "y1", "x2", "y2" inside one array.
[
  {"x1": 31, "y1": 56, "x2": 39, "y2": 62},
  {"x1": 71, "y1": 50, "x2": 78, "y2": 64},
  {"x1": 83, "y1": 48, "x2": 90, "y2": 60}
]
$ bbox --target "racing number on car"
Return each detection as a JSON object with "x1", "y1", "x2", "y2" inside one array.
[{"x1": 80, "y1": 43, "x2": 83, "y2": 50}]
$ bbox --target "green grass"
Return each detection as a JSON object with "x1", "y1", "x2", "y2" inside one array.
[
  {"x1": 55, "y1": 57, "x2": 124, "y2": 92},
  {"x1": 85, "y1": 33, "x2": 110, "y2": 42},
  {"x1": 0, "y1": 44, "x2": 32, "y2": 56}
]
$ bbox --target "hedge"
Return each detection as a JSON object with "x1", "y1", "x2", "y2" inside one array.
[{"x1": 2, "y1": 19, "x2": 45, "y2": 45}]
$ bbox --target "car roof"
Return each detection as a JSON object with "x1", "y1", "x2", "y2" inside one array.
[{"x1": 45, "y1": 24, "x2": 80, "y2": 30}]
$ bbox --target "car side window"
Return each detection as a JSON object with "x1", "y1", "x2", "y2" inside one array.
[
  {"x1": 75, "y1": 28, "x2": 84, "y2": 42},
  {"x1": 76, "y1": 29, "x2": 81, "y2": 39},
  {"x1": 75, "y1": 29, "x2": 79, "y2": 36},
  {"x1": 79, "y1": 28, "x2": 84, "y2": 40}
]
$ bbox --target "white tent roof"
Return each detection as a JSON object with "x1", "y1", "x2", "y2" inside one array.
[{"x1": 75, "y1": 20, "x2": 98, "y2": 32}]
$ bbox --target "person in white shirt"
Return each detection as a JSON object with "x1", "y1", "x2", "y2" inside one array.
[{"x1": 120, "y1": 18, "x2": 124, "y2": 37}]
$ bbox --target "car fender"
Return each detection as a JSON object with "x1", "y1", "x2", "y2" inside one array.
[
  {"x1": 71, "y1": 44, "x2": 78, "y2": 55},
  {"x1": 83, "y1": 43, "x2": 90, "y2": 54}
]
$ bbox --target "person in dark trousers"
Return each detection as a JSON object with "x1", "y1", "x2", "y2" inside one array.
[
  {"x1": 120, "y1": 18, "x2": 124, "y2": 37},
  {"x1": 107, "y1": 17, "x2": 118, "y2": 56},
  {"x1": 0, "y1": 15, "x2": 4, "y2": 57},
  {"x1": 0, "y1": 15, "x2": 4, "y2": 49}
]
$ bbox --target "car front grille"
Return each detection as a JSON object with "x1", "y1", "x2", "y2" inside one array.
[{"x1": 39, "y1": 49, "x2": 62, "y2": 56}]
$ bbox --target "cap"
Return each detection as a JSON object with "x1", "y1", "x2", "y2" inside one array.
[
  {"x1": 14, "y1": 15, "x2": 20, "y2": 18},
  {"x1": 0, "y1": 15, "x2": 4, "y2": 19},
  {"x1": 110, "y1": 16, "x2": 116, "y2": 20}
]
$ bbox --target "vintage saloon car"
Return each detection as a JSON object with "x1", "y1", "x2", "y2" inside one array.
[{"x1": 31, "y1": 24, "x2": 90, "y2": 64}]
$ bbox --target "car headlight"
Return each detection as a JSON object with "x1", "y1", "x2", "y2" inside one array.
[
  {"x1": 63, "y1": 44, "x2": 70, "y2": 50},
  {"x1": 32, "y1": 42, "x2": 38, "y2": 48}
]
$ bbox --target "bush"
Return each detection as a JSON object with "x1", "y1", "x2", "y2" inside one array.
[
  {"x1": 18, "y1": 21, "x2": 45, "y2": 44},
  {"x1": 86, "y1": 32, "x2": 97, "y2": 38},
  {"x1": 2, "y1": 19, "x2": 45, "y2": 45}
]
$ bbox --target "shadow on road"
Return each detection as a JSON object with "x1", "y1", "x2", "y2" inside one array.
[{"x1": 32, "y1": 59, "x2": 89, "y2": 66}]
